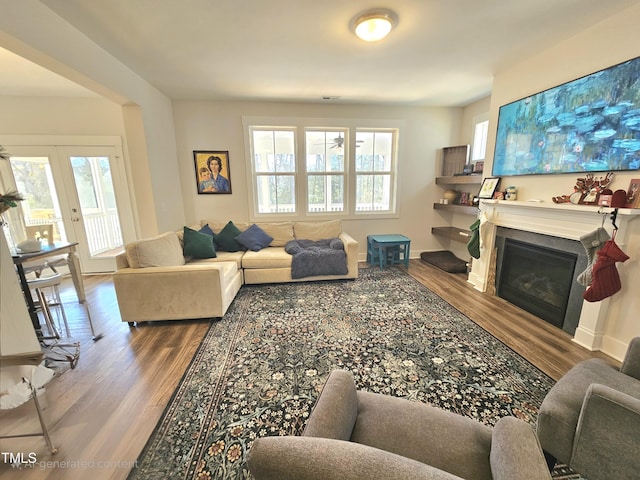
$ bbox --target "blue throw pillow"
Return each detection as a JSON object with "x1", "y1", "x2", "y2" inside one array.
[
  {"x1": 199, "y1": 223, "x2": 216, "y2": 239},
  {"x1": 235, "y1": 224, "x2": 273, "y2": 252},
  {"x1": 183, "y1": 226, "x2": 216, "y2": 258},
  {"x1": 215, "y1": 221, "x2": 244, "y2": 252}
]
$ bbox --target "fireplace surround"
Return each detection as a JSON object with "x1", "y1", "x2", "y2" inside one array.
[
  {"x1": 495, "y1": 229, "x2": 586, "y2": 334},
  {"x1": 468, "y1": 200, "x2": 640, "y2": 358}
]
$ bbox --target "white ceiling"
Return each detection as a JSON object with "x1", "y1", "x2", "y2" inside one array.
[{"x1": 3, "y1": 0, "x2": 639, "y2": 106}]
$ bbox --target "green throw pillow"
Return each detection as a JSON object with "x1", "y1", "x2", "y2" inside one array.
[
  {"x1": 215, "y1": 221, "x2": 244, "y2": 252},
  {"x1": 183, "y1": 226, "x2": 217, "y2": 258}
]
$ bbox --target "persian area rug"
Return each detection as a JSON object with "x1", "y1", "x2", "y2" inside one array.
[{"x1": 129, "y1": 267, "x2": 574, "y2": 480}]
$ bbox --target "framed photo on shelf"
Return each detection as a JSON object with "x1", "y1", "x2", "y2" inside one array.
[
  {"x1": 580, "y1": 188, "x2": 600, "y2": 204},
  {"x1": 193, "y1": 150, "x2": 232, "y2": 194},
  {"x1": 478, "y1": 177, "x2": 501, "y2": 199},
  {"x1": 598, "y1": 193, "x2": 613, "y2": 206},
  {"x1": 625, "y1": 178, "x2": 640, "y2": 208}
]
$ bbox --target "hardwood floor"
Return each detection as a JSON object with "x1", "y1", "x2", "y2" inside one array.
[{"x1": 0, "y1": 260, "x2": 617, "y2": 479}]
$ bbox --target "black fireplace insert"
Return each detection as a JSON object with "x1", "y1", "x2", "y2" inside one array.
[{"x1": 498, "y1": 238, "x2": 578, "y2": 329}]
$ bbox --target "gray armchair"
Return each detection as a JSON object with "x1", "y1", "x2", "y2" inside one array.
[
  {"x1": 247, "y1": 369, "x2": 551, "y2": 480},
  {"x1": 537, "y1": 337, "x2": 640, "y2": 479}
]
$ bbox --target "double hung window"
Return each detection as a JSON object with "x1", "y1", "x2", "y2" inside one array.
[
  {"x1": 251, "y1": 129, "x2": 296, "y2": 213},
  {"x1": 246, "y1": 118, "x2": 398, "y2": 219},
  {"x1": 354, "y1": 130, "x2": 394, "y2": 212},
  {"x1": 305, "y1": 130, "x2": 346, "y2": 213}
]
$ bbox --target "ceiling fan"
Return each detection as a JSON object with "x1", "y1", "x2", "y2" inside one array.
[
  {"x1": 323, "y1": 133, "x2": 364, "y2": 149},
  {"x1": 329, "y1": 134, "x2": 345, "y2": 149}
]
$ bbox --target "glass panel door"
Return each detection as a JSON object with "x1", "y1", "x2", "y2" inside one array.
[
  {"x1": 3, "y1": 155, "x2": 68, "y2": 248},
  {"x1": 1, "y1": 142, "x2": 135, "y2": 273},
  {"x1": 69, "y1": 155, "x2": 123, "y2": 259},
  {"x1": 57, "y1": 145, "x2": 134, "y2": 273}
]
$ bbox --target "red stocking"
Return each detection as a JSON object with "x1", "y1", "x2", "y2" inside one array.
[{"x1": 583, "y1": 239, "x2": 629, "y2": 302}]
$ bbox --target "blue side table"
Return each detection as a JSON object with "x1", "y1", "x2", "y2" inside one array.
[{"x1": 367, "y1": 234, "x2": 411, "y2": 269}]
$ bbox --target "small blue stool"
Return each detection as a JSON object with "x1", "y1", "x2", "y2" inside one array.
[{"x1": 367, "y1": 234, "x2": 411, "y2": 269}]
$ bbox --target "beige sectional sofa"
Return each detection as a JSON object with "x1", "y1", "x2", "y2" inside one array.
[
  {"x1": 197, "y1": 219, "x2": 358, "y2": 284},
  {"x1": 113, "y1": 219, "x2": 358, "y2": 324}
]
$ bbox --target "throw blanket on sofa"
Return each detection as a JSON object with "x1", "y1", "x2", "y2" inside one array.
[{"x1": 285, "y1": 238, "x2": 348, "y2": 279}]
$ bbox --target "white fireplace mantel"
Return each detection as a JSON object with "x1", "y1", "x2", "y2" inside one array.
[{"x1": 468, "y1": 199, "x2": 640, "y2": 352}]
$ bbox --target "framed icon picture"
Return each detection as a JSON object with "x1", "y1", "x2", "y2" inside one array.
[{"x1": 193, "y1": 150, "x2": 232, "y2": 194}]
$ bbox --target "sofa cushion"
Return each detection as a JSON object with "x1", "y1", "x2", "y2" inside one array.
[
  {"x1": 125, "y1": 232, "x2": 186, "y2": 268},
  {"x1": 235, "y1": 224, "x2": 273, "y2": 251},
  {"x1": 189, "y1": 251, "x2": 245, "y2": 269},
  {"x1": 183, "y1": 226, "x2": 217, "y2": 259},
  {"x1": 256, "y1": 222, "x2": 295, "y2": 247},
  {"x1": 242, "y1": 247, "x2": 292, "y2": 269},
  {"x1": 294, "y1": 219, "x2": 342, "y2": 240},
  {"x1": 215, "y1": 221, "x2": 245, "y2": 252}
]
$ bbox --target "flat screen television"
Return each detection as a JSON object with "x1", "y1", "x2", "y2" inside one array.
[{"x1": 493, "y1": 56, "x2": 640, "y2": 176}]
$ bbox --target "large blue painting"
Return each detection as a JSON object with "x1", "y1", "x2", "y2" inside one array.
[{"x1": 493, "y1": 56, "x2": 640, "y2": 176}]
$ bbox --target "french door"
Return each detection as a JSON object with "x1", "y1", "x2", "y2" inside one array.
[{"x1": 0, "y1": 138, "x2": 135, "y2": 273}]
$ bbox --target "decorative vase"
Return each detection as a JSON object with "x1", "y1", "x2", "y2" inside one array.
[{"x1": 443, "y1": 190, "x2": 459, "y2": 201}]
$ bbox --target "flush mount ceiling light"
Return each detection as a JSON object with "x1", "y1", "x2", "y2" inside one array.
[{"x1": 352, "y1": 10, "x2": 396, "y2": 42}]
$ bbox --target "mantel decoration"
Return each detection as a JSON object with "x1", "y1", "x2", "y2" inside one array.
[
  {"x1": 193, "y1": 150, "x2": 232, "y2": 194},
  {"x1": 625, "y1": 178, "x2": 640, "y2": 208},
  {"x1": 551, "y1": 172, "x2": 614, "y2": 205},
  {"x1": 478, "y1": 177, "x2": 501, "y2": 199}
]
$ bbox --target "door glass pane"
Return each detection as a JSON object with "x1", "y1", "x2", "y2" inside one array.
[
  {"x1": 70, "y1": 156, "x2": 123, "y2": 257},
  {"x1": 9, "y1": 156, "x2": 67, "y2": 244}
]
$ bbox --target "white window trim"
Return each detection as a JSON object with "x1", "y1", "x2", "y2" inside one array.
[
  {"x1": 471, "y1": 114, "x2": 489, "y2": 162},
  {"x1": 243, "y1": 116, "x2": 403, "y2": 222}
]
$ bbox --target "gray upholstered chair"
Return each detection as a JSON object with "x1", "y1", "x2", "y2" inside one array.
[
  {"x1": 537, "y1": 337, "x2": 640, "y2": 479},
  {"x1": 247, "y1": 369, "x2": 551, "y2": 480}
]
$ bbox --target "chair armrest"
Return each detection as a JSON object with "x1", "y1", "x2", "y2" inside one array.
[
  {"x1": 490, "y1": 417, "x2": 552, "y2": 480},
  {"x1": 112, "y1": 263, "x2": 231, "y2": 322},
  {"x1": 247, "y1": 436, "x2": 461, "y2": 480},
  {"x1": 571, "y1": 383, "x2": 640, "y2": 479},
  {"x1": 115, "y1": 251, "x2": 130, "y2": 270},
  {"x1": 303, "y1": 370, "x2": 358, "y2": 440},
  {"x1": 339, "y1": 231, "x2": 357, "y2": 247},
  {"x1": 620, "y1": 337, "x2": 640, "y2": 380},
  {"x1": 338, "y1": 232, "x2": 359, "y2": 278}
]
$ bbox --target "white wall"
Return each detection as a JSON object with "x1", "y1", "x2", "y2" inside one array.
[
  {"x1": 486, "y1": 3, "x2": 640, "y2": 357},
  {"x1": 173, "y1": 100, "x2": 464, "y2": 257},
  {"x1": 0, "y1": 96, "x2": 124, "y2": 135},
  {"x1": 0, "y1": 1, "x2": 183, "y2": 236},
  {"x1": 487, "y1": 4, "x2": 640, "y2": 201}
]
